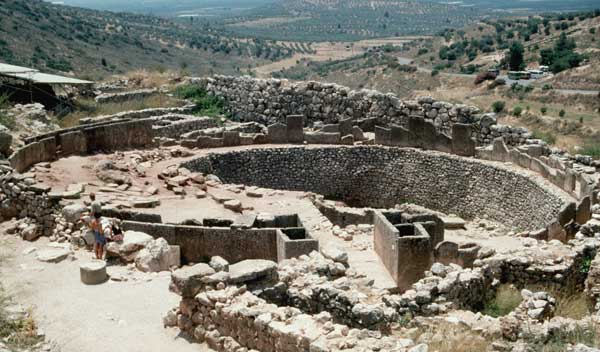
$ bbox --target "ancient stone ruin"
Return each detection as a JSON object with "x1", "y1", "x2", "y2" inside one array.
[{"x1": 1, "y1": 75, "x2": 600, "y2": 351}]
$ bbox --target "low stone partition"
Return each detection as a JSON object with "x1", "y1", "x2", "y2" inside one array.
[
  {"x1": 478, "y1": 137, "x2": 595, "y2": 240},
  {"x1": 190, "y1": 76, "x2": 480, "y2": 136},
  {"x1": 121, "y1": 219, "x2": 318, "y2": 265},
  {"x1": 181, "y1": 146, "x2": 574, "y2": 232}
]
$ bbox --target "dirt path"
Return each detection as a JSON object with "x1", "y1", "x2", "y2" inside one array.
[{"x1": 0, "y1": 235, "x2": 211, "y2": 352}]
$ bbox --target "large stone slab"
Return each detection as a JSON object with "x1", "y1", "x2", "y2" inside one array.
[
  {"x1": 267, "y1": 123, "x2": 287, "y2": 143},
  {"x1": 171, "y1": 263, "x2": 215, "y2": 298},
  {"x1": 228, "y1": 259, "x2": 278, "y2": 284},
  {"x1": 451, "y1": 123, "x2": 475, "y2": 157},
  {"x1": 286, "y1": 115, "x2": 304, "y2": 143},
  {"x1": 36, "y1": 248, "x2": 70, "y2": 263}
]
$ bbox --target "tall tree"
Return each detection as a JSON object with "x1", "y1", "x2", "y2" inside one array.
[{"x1": 507, "y1": 41, "x2": 525, "y2": 71}]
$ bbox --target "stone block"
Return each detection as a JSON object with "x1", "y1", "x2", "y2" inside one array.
[
  {"x1": 519, "y1": 152, "x2": 532, "y2": 169},
  {"x1": 222, "y1": 131, "x2": 241, "y2": 147},
  {"x1": 339, "y1": 117, "x2": 353, "y2": 137},
  {"x1": 304, "y1": 132, "x2": 340, "y2": 144},
  {"x1": 390, "y1": 125, "x2": 412, "y2": 147},
  {"x1": 267, "y1": 123, "x2": 287, "y2": 143},
  {"x1": 286, "y1": 115, "x2": 304, "y2": 143},
  {"x1": 529, "y1": 228, "x2": 548, "y2": 241},
  {"x1": 564, "y1": 169, "x2": 576, "y2": 193},
  {"x1": 547, "y1": 221, "x2": 567, "y2": 242},
  {"x1": 576, "y1": 196, "x2": 592, "y2": 225},
  {"x1": 421, "y1": 120, "x2": 438, "y2": 150},
  {"x1": 374, "y1": 126, "x2": 391, "y2": 145},
  {"x1": 526, "y1": 144, "x2": 544, "y2": 159},
  {"x1": 197, "y1": 136, "x2": 224, "y2": 148},
  {"x1": 352, "y1": 126, "x2": 366, "y2": 141},
  {"x1": 340, "y1": 135, "x2": 354, "y2": 145},
  {"x1": 491, "y1": 138, "x2": 509, "y2": 162},
  {"x1": 558, "y1": 202, "x2": 576, "y2": 226},
  {"x1": 434, "y1": 133, "x2": 452, "y2": 154},
  {"x1": 451, "y1": 123, "x2": 475, "y2": 157},
  {"x1": 530, "y1": 158, "x2": 549, "y2": 178}
]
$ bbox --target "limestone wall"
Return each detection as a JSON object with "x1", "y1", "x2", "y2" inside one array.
[
  {"x1": 121, "y1": 221, "x2": 317, "y2": 264},
  {"x1": 9, "y1": 119, "x2": 155, "y2": 173},
  {"x1": 181, "y1": 146, "x2": 574, "y2": 232},
  {"x1": 191, "y1": 76, "x2": 480, "y2": 135}
]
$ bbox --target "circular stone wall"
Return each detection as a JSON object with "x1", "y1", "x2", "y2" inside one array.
[{"x1": 181, "y1": 146, "x2": 574, "y2": 231}]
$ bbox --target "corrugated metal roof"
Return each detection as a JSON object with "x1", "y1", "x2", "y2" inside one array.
[
  {"x1": 6, "y1": 72, "x2": 93, "y2": 85},
  {"x1": 0, "y1": 62, "x2": 93, "y2": 84},
  {"x1": 0, "y1": 63, "x2": 38, "y2": 74}
]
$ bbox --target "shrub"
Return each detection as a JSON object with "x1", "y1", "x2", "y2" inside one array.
[
  {"x1": 492, "y1": 100, "x2": 506, "y2": 113},
  {"x1": 541, "y1": 106, "x2": 548, "y2": 114},
  {"x1": 173, "y1": 85, "x2": 226, "y2": 117},
  {"x1": 513, "y1": 106, "x2": 523, "y2": 116},
  {"x1": 532, "y1": 130, "x2": 557, "y2": 145},
  {"x1": 431, "y1": 69, "x2": 439, "y2": 77},
  {"x1": 559, "y1": 109, "x2": 566, "y2": 117},
  {"x1": 581, "y1": 140, "x2": 600, "y2": 159}
]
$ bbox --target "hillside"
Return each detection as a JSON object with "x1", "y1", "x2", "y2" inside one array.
[
  {"x1": 223, "y1": 0, "x2": 482, "y2": 41},
  {"x1": 0, "y1": 0, "x2": 301, "y2": 79}
]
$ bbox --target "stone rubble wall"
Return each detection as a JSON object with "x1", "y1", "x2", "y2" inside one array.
[
  {"x1": 190, "y1": 76, "x2": 480, "y2": 136},
  {"x1": 384, "y1": 238, "x2": 596, "y2": 317},
  {"x1": 168, "y1": 255, "x2": 409, "y2": 352},
  {"x1": 190, "y1": 75, "x2": 547, "y2": 147},
  {"x1": 181, "y1": 146, "x2": 573, "y2": 232},
  {"x1": 0, "y1": 171, "x2": 57, "y2": 236},
  {"x1": 152, "y1": 115, "x2": 218, "y2": 139}
]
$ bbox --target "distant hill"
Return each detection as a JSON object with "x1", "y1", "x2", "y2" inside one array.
[
  {"x1": 0, "y1": 0, "x2": 297, "y2": 79},
  {"x1": 49, "y1": 0, "x2": 274, "y2": 17},
  {"x1": 224, "y1": 0, "x2": 483, "y2": 41}
]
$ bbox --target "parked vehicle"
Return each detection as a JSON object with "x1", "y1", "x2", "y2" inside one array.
[{"x1": 508, "y1": 71, "x2": 531, "y2": 80}]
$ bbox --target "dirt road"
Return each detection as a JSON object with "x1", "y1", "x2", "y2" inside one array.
[{"x1": 0, "y1": 235, "x2": 210, "y2": 352}]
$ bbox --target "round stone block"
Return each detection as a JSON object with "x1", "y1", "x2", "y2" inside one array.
[{"x1": 80, "y1": 260, "x2": 108, "y2": 285}]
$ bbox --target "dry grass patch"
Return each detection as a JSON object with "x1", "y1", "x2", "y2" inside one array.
[
  {"x1": 482, "y1": 284, "x2": 523, "y2": 318},
  {"x1": 407, "y1": 321, "x2": 492, "y2": 352}
]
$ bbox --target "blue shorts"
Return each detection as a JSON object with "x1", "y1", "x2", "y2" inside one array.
[{"x1": 94, "y1": 232, "x2": 106, "y2": 245}]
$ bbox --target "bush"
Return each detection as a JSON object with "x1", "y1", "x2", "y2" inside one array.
[
  {"x1": 431, "y1": 69, "x2": 439, "y2": 77},
  {"x1": 541, "y1": 106, "x2": 548, "y2": 114},
  {"x1": 492, "y1": 101, "x2": 506, "y2": 113},
  {"x1": 532, "y1": 130, "x2": 557, "y2": 145},
  {"x1": 513, "y1": 106, "x2": 523, "y2": 116},
  {"x1": 581, "y1": 141, "x2": 600, "y2": 159},
  {"x1": 559, "y1": 109, "x2": 566, "y2": 117},
  {"x1": 173, "y1": 85, "x2": 226, "y2": 117}
]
